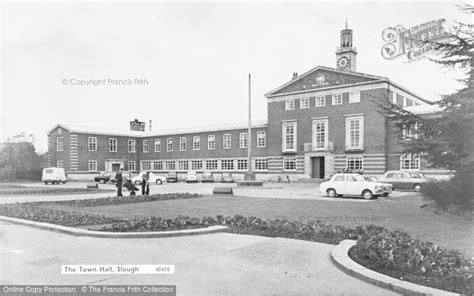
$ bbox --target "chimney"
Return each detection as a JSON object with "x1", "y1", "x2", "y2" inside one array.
[
  {"x1": 130, "y1": 119, "x2": 146, "y2": 131},
  {"x1": 292, "y1": 72, "x2": 298, "y2": 79},
  {"x1": 149, "y1": 120, "x2": 152, "y2": 131}
]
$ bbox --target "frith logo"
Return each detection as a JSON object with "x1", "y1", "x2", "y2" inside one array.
[{"x1": 381, "y1": 19, "x2": 452, "y2": 61}]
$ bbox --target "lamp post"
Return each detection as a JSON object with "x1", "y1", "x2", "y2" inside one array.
[{"x1": 245, "y1": 73, "x2": 255, "y2": 181}]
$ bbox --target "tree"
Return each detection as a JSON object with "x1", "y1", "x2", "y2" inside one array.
[{"x1": 0, "y1": 139, "x2": 43, "y2": 180}]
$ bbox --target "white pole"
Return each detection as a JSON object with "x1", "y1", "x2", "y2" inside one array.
[{"x1": 248, "y1": 73, "x2": 252, "y2": 173}]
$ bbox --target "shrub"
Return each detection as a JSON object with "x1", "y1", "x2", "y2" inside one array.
[
  {"x1": 423, "y1": 171, "x2": 474, "y2": 210},
  {"x1": 350, "y1": 225, "x2": 473, "y2": 294},
  {"x1": 54, "y1": 193, "x2": 201, "y2": 207}
]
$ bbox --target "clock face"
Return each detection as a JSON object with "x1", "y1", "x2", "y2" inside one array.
[{"x1": 337, "y1": 56, "x2": 351, "y2": 70}]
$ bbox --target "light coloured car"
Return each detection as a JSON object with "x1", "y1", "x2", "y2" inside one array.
[
  {"x1": 186, "y1": 171, "x2": 199, "y2": 183},
  {"x1": 221, "y1": 173, "x2": 234, "y2": 183},
  {"x1": 131, "y1": 172, "x2": 166, "y2": 185},
  {"x1": 363, "y1": 176, "x2": 392, "y2": 196},
  {"x1": 201, "y1": 171, "x2": 214, "y2": 183},
  {"x1": 379, "y1": 171, "x2": 432, "y2": 192},
  {"x1": 42, "y1": 167, "x2": 67, "y2": 185},
  {"x1": 319, "y1": 173, "x2": 386, "y2": 199}
]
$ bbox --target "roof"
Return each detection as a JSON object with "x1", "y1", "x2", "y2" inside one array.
[
  {"x1": 47, "y1": 120, "x2": 268, "y2": 138},
  {"x1": 404, "y1": 104, "x2": 443, "y2": 115}
]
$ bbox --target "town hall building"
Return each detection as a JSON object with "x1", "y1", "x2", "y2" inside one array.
[{"x1": 47, "y1": 25, "x2": 435, "y2": 181}]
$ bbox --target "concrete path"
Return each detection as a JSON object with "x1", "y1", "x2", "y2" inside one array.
[{"x1": 0, "y1": 222, "x2": 398, "y2": 295}]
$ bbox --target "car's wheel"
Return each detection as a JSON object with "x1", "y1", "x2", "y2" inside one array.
[
  {"x1": 62, "y1": 181, "x2": 67, "y2": 184},
  {"x1": 44, "y1": 182, "x2": 48, "y2": 185},
  {"x1": 383, "y1": 192, "x2": 389, "y2": 197},
  {"x1": 362, "y1": 190, "x2": 373, "y2": 200},
  {"x1": 413, "y1": 184, "x2": 422, "y2": 192},
  {"x1": 134, "y1": 180, "x2": 141, "y2": 185},
  {"x1": 156, "y1": 179, "x2": 163, "y2": 185},
  {"x1": 326, "y1": 188, "x2": 337, "y2": 197}
]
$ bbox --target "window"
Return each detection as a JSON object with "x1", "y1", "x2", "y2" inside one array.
[
  {"x1": 154, "y1": 139, "x2": 161, "y2": 152},
  {"x1": 221, "y1": 159, "x2": 234, "y2": 170},
  {"x1": 315, "y1": 96, "x2": 326, "y2": 107},
  {"x1": 165, "y1": 160, "x2": 176, "y2": 171},
  {"x1": 56, "y1": 137, "x2": 64, "y2": 151},
  {"x1": 109, "y1": 138, "x2": 117, "y2": 152},
  {"x1": 208, "y1": 135, "x2": 215, "y2": 150},
  {"x1": 349, "y1": 92, "x2": 360, "y2": 103},
  {"x1": 257, "y1": 131, "x2": 266, "y2": 147},
  {"x1": 167, "y1": 138, "x2": 173, "y2": 151},
  {"x1": 332, "y1": 94, "x2": 343, "y2": 105},
  {"x1": 282, "y1": 122, "x2": 297, "y2": 151},
  {"x1": 223, "y1": 134, "x2": 231, "y2": 149},
  {"x1": 400, "y1": 154, "x2": 420, "y2": 170},
  {"x1": 300, "y1": 98, "x2": 309, "y2": 109},
  {"x1": 143, "y1": 140, "x2": 149, "y2": 153},
  {"x1": 88, "y1": 137, "x2": 97, "y2": 151},
  {"x1": 392, "y1": 92, "x2": 397, "y2": 104},
  {"x1": 141, "y1": 161, "x2": 151, "y2": 171},
  {"x1": 153, "y1": 161, "x2": 163, "y2": 171},
  {"x1": 239, "y1": 133, "x2": 248, "y2": 149},
  {"x1": 313, "y1": 119, "x2": 328, "y2": 150},
  {"x1": 334, "y1": 175, "x2": 344, "y2": 182},
  {"x1": 57, "y1": 160, "x2": 64, "y2": 168},
  {"x1": 237, "y1": 159, "x2": 248, "y2": 171},
  {"x1": 178, "y1": 160, "x2": 189, "y2": 171},
  {"x1": 285, "y1": 99, "x2": 295, "y2": 110},
  {"x1": 191, "y1": 160, "x2": 203, "y2": 171},
  {"x1": 193, "y1": 136, "x2": 200, "y2": 150},
  {"x1": 180, "y1": 137, "x2": 186, "y2": 151},
  {"x1": 346, "y1": 156, "x2": 363, "y2": 170},
  {"x1": 206, "y1": 159, "x2": 218, "y2": 171},
  {"x1": 254, "y1": 158, "x2": 268, "y2": 171},
  {"x1": 128, "y1": 139, "x2": 136, "y2": 153},
  {"x1": 403, "y1": 123, "x2": 419, "y2": 140},
  {"x1": 88, "y1": 160, "x2": 97, "y2": 172},
  {"x1": 283, "y1": 157, "x2": 297, "y2": 171},
  {"x1": 128, "y1": 161, "x2": 136, "y2": 171},
  {"x1": 345, "y1": 116, "x2": 364, "y2": 150}
]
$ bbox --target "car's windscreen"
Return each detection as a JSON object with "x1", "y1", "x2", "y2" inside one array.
[
  {"x1": 45, "y1": 169, "x2": 53, "y2": 173},
  {"x1": 410, "y1": 173, "x2": 423, "y2": 178}
]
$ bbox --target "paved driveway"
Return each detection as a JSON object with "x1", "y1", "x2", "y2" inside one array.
[{"x1": 0, "y1": 222, "x2": 398, "y2": 295}]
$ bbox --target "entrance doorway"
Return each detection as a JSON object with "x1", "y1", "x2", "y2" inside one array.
[
  {"x1": 111, "y1": 163, "x2": 121, "y2": 172},
  {"x1": 311, "y1": 157, "x2": 325, "y2": 178}
]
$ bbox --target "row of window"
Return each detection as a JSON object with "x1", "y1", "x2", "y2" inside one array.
[
  {"x1": 282, "y1": 116, "x2": 364, "y2": 152},
  {"x1": 284, "y1": 92, "x2": 361, "y2": 111},
  {"x1": 55, "y1": 132, "x2": 267, "y2": 153}
]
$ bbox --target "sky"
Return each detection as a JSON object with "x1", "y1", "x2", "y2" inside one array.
[{"x1": 1, "y1": 1, "x2": 471, "y2": 153}]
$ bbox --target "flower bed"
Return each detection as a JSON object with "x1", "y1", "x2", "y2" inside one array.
[
  {"x1": 0, "y1": 187, "x2": 111, "y2": 196},
  {"x1": 349, "y1": 225, "x2": 473, "y2": 294}
]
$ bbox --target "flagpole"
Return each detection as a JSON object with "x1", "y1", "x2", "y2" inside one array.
[{"x1": 248, "y1": 73, "x2": 252, "y2": 174}]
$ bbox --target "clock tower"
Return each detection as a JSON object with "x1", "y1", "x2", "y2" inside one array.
[{"x1": 336, "y1": 21, "x2": 357, "y2": 71}]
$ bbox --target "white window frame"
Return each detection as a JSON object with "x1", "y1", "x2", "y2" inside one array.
[
  {"x1": 128, "y1": 139, "x2": 136, "y2": 153},
  {"x1": 332, "y1": 93, "x2": 343, "y2": 105},
  {"x1": 179, "y1": 137, "x2": 186, "y2": 151},
  {"x1": 88, "y1": 160, "x2": 97, "y2": 172},
  {"x1": 128, "y1": 161, "x2": 136, "y2": 171},
  {"x1": 237, "y1": 159, "x2": 248, "y2": 171},
  {"x1": 257, "y1": 131, "x2": 266, "y2": 148},
  {"x1": 282, "y1": 122, "x2": 297, "y2": 152},
  {"x1": 221, "y1": 159, "x2": 234, "y2": 171},
  {"x1": 312, "y1": 119, "x2": 328, "y2": 150},
  {"x1": 154, "y1": 139, "x2": 161, "y2": 152},
  {"x1": 400, "y1": 154, "x2": 421, "y2": 171},
  {"x1": 109, "y1": 138, "x2": 117, "y2": 152},
  {"x1": 392, "y1": 92, "x2": 397, "y2": 104},
  {"x1": 153, "y1": 161, "x2": 163, "y2": 171},
  {"x1": 167, "y1": 138, "x2": 173, "y2": 152},
  {"x1": 300, "y1": 97, "x2": 309, "y2": 109},
  {"x1": 193, "y1": 136, "x2": 200, "y2": 150},
  {"x1": 56, "y1": 137, "x2": 64, "y2": 151},
  {"x1": 345, "y1": 116, "x2": 364, "y2": 150},
  {"x1": 57, "y1": 160, "x2": 64, "y2": 168},
  {"x1": 253, "y1": 158, "x2": 268, "y2": 171},
  {"x1": 178, "y1": 160, "x2": 189, "y2": 171},
  {"x1": 346, "y1": 156, "x2": 363, "y2": 170},
  {"x1": 88, "y1": 137, "x2": 97, "y2": 152},
  {"x1": 206, "y1": 159, "x2": 218, "y2": 171},
  {"x1": 315, "y1": 95, "x2": 326, "y2": 107},
  {"x1": 349, "y1": 91, "x2": 361, "y2": 103},
  {"x1": 165, "y1": 160, "x2": 176, "y2": 171},
  {"x1": 223, "y1": 134, "x2": 231, "y2": 149},
  {"x1": 402, "y1": 123, "x2": 419, "y2": 141},
  {"x1": 208, "y1": 135, "x2": 215, "y2": 150},
  {"x1": 239, "y1": 132, "x2": 248, "y2": 149},
  {"x1": 141, "y1": 161, "x2": 151, "y2": 171},
  {"x1": 191, "y1": 160, "x2": 203, "y2": 171},
  {"x1": 143, "y1": 140, "x2": 149, "y2": 153},
  {"x1": 285, "y1": 99, "x2": 295, "y2": 110},
  {"x1": 283, "y1": 157, "x2": 297, "y2": 171}
]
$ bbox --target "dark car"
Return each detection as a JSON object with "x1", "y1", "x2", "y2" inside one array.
[
  {"x1": 379, "y1": 171, "x2": 433, "y2": 192},
  {"x1": 166, "y1": 171, "x2": 178, "y2": 183},
  {"x1": 94, "y1": 171, "x2": 115, "y2": 184}
]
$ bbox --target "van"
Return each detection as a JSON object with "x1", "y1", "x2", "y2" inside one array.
[{"x1": 42, "y1": 167, "x2": 67, "y2": 185}]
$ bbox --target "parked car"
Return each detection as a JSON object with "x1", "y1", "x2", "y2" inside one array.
[
  {"x1": 94, "y1": 171, "x2": 115, "y2": 184},
  {"x1": 42, "y1": 167, "x2": 67, "y2": 185},
  {"x1": 131, "y1": 172, "x2": 166, "y2": 185},
  {"x1": 221, "y1": 173, "x2": 234, "y2": 183},
  {"x1": 363, "y1": 176, "x2": 392, "y2": 196},
  {"x1": 201, "y1": 171, "x2": 214, "y2": 183},
  {"x1": 110, "y1": 174, "x2": 130, "y2": 185},
  {"x1": 166, "y1": 171, "x2": 178, "y2": 183},
  {"x1": 379, "y1": 171, "x2": 433, "y2": 192},
  {"x1": 319, "y1": 173, "x2": 387, "y2": 199},
  {"x1": 186, "y1": 171, "x2": 199, "y2": 183}
]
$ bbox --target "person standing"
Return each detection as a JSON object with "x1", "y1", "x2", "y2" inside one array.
[
  {"x1": 141, "y1": 171, "x2": 150, "y2": 196},
  {"x1": 115, "y1": 168, "x2": 123, "y2": 197}
]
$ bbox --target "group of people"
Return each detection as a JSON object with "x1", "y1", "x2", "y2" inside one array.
[{"x1": 114, "y1": 169, "x2": 151, "y2": 197}]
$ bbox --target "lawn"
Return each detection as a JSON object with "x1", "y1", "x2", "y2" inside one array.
[{"x1": 36, "y1": 193, "x2": 473, "y2": 258}]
